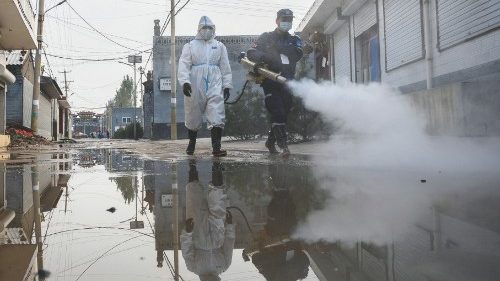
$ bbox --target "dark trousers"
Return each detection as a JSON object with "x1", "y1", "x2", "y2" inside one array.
[{"x1": 264, "y1": 84, "x2": 292, "y2": 126}]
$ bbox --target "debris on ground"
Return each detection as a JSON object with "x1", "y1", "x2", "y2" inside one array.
[
  {"x1": 6, "y1": 127, "x2": 52, "y2": 147},
  {"x1": 56, "y1": 138, "x2": 78, "y2": 144}
]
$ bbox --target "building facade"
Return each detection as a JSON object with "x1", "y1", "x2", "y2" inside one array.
[
  {"x1": 104, "y1": 107, "x2": 143, "y2": 138},
  {"x1": 297, "y1": 0, "x2": 500, "y2": 136},
  {"x1": 150, "y1": 20, "x2": 259, "y2": 139},
  {"x1": 5, "y1": 51, "x2": 66, "y2": 140},
  {"x1": 0, "y1": 0, "x2": 37, "y2": 146}
]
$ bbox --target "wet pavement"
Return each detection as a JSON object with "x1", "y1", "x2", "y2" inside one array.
[{"x1": 0, "y1": 147, "x2": 500, "y2": 280}]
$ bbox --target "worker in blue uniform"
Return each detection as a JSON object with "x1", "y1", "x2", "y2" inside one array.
[{"x1": 247, "y1": 9, "x2": 304, "y2": 157}]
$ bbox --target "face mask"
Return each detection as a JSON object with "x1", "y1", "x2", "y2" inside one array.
[
  {"x1": 200, "y1": 29, "x2": 214, "y2": 40},
  {"x1": 279, "y1": 21, "x2": 292, "y2": 32}
]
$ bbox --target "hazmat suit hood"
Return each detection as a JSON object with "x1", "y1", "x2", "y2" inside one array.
[{"x1": 196, "y1": 16, "x2": 216, "y2": 41}]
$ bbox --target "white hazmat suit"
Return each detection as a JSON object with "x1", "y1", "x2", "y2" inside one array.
[
  {"x1": 181, "y1": 180, "x2": 235, "y2": 279},
  {"x1": 178, "y1": 16, "x2": 233, "y2": 131}
]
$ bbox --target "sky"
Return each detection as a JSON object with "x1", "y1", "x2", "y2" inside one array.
[{"x1": 38, "y1": 0, "x2": 315, "y2": 113}]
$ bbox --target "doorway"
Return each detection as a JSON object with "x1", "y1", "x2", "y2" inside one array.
[{"x1": 355, "y1": 25, "x2": 381, "y2": 83}]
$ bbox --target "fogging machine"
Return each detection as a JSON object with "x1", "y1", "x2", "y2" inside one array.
[{"x1": 225, "y1": 52, "x2": 287, "y2": 104}]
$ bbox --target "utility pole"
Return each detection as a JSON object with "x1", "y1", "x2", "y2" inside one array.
[
  {"x1": 139, "y1": 66, "x2": 144, "y2": 139},
  {"x1": 171, "y1": 162, "x2": 179, "y2": 280},
  {"x1": 31, "y1": 0, "x2": 46, "y2": 133},
  {"x1": 59, "y1": 69, "x2": 73, "y2": 138},
  {"x1": 32, "y1": 0, "x2": 68, "y2": 133},
  {"x1": 170, "y1": 0, "x2": 177, "y2": 140},
  {"x1": 139, "y1": 67, "x2": 144, "y2": 105},
  {"x1": 32, "y1": 165, "x2": 47, "y2": 280},
  {"x1": 128, "y1": 55, "x2": 142, "y2": 140},
  {"x1": 133, "y1": 61, "x2": 137, "y2": 140},
  {"x1": 59, "y1": 69, "x2": 73, "y2": 97}
]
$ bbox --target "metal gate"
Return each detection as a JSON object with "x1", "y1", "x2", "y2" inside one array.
[
  {"x1": 384, "y1": 0, "x2": 424, "y2": 71},
  {"x1": 334, "y1": 23, "x2": 351, "y2": 82}
]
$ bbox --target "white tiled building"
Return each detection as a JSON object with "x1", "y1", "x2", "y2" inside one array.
[{"x1": 297, "y1": 0, "x2": 500, "y2": 136}]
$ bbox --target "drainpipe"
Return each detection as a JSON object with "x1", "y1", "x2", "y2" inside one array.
[
  {"x1": 423, "y1": 0, "x2": 433, "y2": 89},
  {"x1": 329, "y1": 35, "x2": 335, "y2": 82}
]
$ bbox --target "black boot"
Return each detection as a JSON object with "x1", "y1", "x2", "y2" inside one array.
[
  {"x1": 211, "y1": 161, "x2": 223, "y2": 187},
  {"x1": 188, "y1": 159, "x2": 198, "y2": 182},
  {"x1": 186, "y1": 130, "x2": 197, "y2": 155},
  {"x1": 265, "y1": 130, "x2": 279, "y2": 154},
  {"x1": 274, "y1": 125, "x2": 290, "y2": 157},
  {"x1": 211, "y1": 127, "x2": 227, "y2": 157}
]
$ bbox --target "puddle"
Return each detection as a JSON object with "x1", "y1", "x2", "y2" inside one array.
[{"x1": 0, "y1": 149, "x2": 499, "y2": 280}]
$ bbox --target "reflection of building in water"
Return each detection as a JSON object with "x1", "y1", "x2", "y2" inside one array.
[
  {"x1": 0, "y1": 154, "x2": 70, "y2": 280},
  {"x1": 145, "y1": 160, "x2": 185, "y2": 267},
  {"x1": 75, "y1": 149, "x2": 105, "y2": 168},
  {"x1": 148, "y1": 159, "x2": 324, "y2": 274},
  {"x1": 306, "y1": 206, "x2": 500, "y2": 281},
  {"x1": 104, "y1": 149, "x2": 143, "y2": 172}
]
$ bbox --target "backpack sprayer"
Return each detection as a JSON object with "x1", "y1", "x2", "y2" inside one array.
[{"x1": 225, "y1": 52, "x2": 288, "y2": 104}]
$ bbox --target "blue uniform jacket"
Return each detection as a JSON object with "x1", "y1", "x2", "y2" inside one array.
[{"x1": 247, "y1": 29, "x2": 303, "y2": 88}]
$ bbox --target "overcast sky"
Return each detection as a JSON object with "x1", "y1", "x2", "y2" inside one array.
[{"x1": 39, "y1": 0, "x2": 315, "y2": 112}]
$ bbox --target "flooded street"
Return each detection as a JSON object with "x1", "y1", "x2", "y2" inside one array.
[{"x1": 1, "y1": 148, "x2": 500, "y2": 280}]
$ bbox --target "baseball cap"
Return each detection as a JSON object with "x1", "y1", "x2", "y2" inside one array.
[{"x1": 277, "y1": 9, "x2": 294, "y2": 20}]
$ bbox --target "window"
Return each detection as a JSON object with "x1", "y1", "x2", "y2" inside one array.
[
  {"x1": 355, "y1": 25, "x2": 381, "y2": 83},
  {"x1": 122, "y1": 117, "x2": 131, "y2": 123}
]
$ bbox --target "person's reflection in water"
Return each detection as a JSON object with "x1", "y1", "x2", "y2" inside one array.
[
  {"x1": 181, "y1": 160, "x2": 235, "y2": 281},
  {"x1": 244, "y1": 164, "x2": 310, "y2": 281}
]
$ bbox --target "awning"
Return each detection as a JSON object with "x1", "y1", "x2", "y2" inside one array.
[
  {"x1": 0, "y1": 244, "x2": 38, "y2": 281},
  {"x1": 58, "y1": 97, "x2": 71, "y2": 109},
  {"x1": 57, "y1": 174, "x2": 71, "y2": 186},
  {"x1": 296, "y1": 0, "x2": 343, "y2": 35},
  {"x1": 41, "y1": 76, "x2": 63, "y2": 99},
  {"x1": 40, "y1": 185, "x2": 64, "y2": 212},
  {"x1": 0, "y1": 63, "x2": 16, "y2": 84}
]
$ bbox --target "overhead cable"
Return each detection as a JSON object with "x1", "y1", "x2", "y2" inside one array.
[{"x1": 66, "y1": 1, "x2": 143, "y2": 52}]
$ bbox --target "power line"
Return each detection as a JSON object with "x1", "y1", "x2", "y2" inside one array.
[
  {"x1": 46, "y1": 53, "x2": 130, "y2": 61},
  {"x1": 141, "y1": 0, "x2": 190, "y2": 84},
  {"x1": 70, "y1": 106, "x2": 107, "y2": 109},
  {"x1": 122, "y1": 0, "x2": 309, "y2": 10},
  {"x1": 46, "y1": 14, "x2": 149, "y2": 46},
  {"x1": 42, "y1": 47, "x2": 55, "y2": 78},
  {"x1": 73, "y1": 79, "x2": 123, "y2": 91},
  {"x1": 74, "y1": 235, "x2": 143, "y2": 281},
  {"x1": 66, "y1": 1, "x2": 143, "y2": 52}
]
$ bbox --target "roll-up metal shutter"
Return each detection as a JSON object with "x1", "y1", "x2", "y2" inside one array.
[
  {"x1": 437, "y1": 0, "x2": 500, "y2": 50},
  {"x1": 384, "y1": 0, "x2": 424, "y2": 71},
  {"x1": 334, "y1": 23, "x2": 351, "y2": 82},
  {"x1": 354, "y1": 0, "x2": 377, "y2": 37},
  {"x1": 39, "y1": 94, "x2": 52, "y2": 139}
]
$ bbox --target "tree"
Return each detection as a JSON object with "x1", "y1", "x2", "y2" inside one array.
[
  {"x1": 287, "y1": 96, "x2": 337, "y2": 142},
  {"x1": 114, "y1": 75, "x2": 133, "y2": 107},
  {"x1": 225, "y1": 88, "x2": 268, "y2": 140},
  {"x1": 113, "y1": 122, "x2": 143, "y2": 139},
  {"x1": 112, "y1": 176, "x2": 135, "y2": 204}
]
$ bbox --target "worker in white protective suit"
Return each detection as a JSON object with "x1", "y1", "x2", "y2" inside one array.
[
  {"x1": 178, "y1": 16, "x2": 233, "y2": 157},
  {"x1": 181, "y1": 160, "x2": 235, "y2": 281}
]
